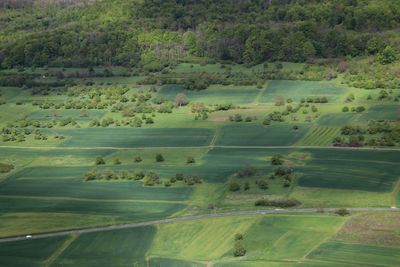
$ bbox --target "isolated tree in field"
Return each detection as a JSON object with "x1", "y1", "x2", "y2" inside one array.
[
  {"x1": 186, "y1": 156, "x2": 195, "y2": 164},
  {"x1": 342, "y1": 106, "x2": 349, "y2": 112},
  {"x1": 233, "y1": 241, "x2": 246, "y2": 257},
  {"x1": 275, "y1": 96, "x2": 285, "y2": 106},
  {"x1": 244, "y1": 182, "x2": 250, "y2": 190},
  {"x1": 156, "y1": 154, "x2": 164, "y2": 162},
  {"x1": 190, "y1": 102, "x2": 207, "y2": 113},
  {"x1": 257, "y1": 180, "x2": 268, "y2": 190},
  {"x1": 238, "y1": 165, "x2": 255, "y2": 177},
  {"x1": 229, "y1": 181, "x2": 241, "y2": 191},
  {"x1": 335, "y1": 208, "x2": 350, "y2": 216},
  {"x1": 175, "y1": 93, "x2": 188, "y2": 107},
  {"x1": 95, "y1": 156, "x2": 105, "y2": 165},
  {"x1": 134, "y1": 156, "x2": 142, "y2": 163},
  {"x1": 235, "y1": 233, "x2": 244, "y2": 241},
  {"x1": 271, "y1": 154, "x2": 283, "y2": 165}
]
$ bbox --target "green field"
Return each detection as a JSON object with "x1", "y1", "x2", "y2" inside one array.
[
  {"x1": 260, "y1": 80, "x2": 345, "y2": 103},
  {"x1": 216, "y1": 124, "x2": 310, "y2": 146},
  {"x1": 158, "y1": 84, "x2": 260, "y2": 104},
  {"x1": 55, "y1": 128, "x2": 214, "y2": 148},
  {"x1": 4, "y1": 213, "x2": 400, "y2": 266},
  {"x1": 1, "y1": 61, "x2": 400, "y2": 265}
]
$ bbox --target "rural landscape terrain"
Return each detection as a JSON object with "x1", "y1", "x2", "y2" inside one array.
[{"x1": 0, "y1": 0, "x2": 399, "y2": 266}]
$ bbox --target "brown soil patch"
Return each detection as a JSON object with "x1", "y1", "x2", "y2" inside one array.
[{"x1": 335, "y1": 212, "x2": 400, "y2": 247}]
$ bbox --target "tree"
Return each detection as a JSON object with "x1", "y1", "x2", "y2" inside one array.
[
  {"x1": 342, "y1": 106, "x2": 349, "y2": 112},
  {"x1": 271, "y1": 154, "x2": 283, "y2": 165},
  {"x1": 275, "y1": 96, "x2": 285, "y2": 106},
  {"x1": 175, "y1": 93, "x2": 188, "y2": 107},
  {"x1": 134, "y1": 156, "x2": 142, "y2": 163},
  {"x1": 233, "y1": 241, "x2": 246, "y2": 257},
  {"x1": 156, "y1": 154, "x2": 164, "y2": 162},
  {"x1": 377, "y1": 46, "x2": 397, "y2": 65},
  {"x1": 186, "y1": 156, "x2": 195, "y2": 164},
  {"x1": 234, "y1": 233, "x2": 244, "y2": 241},
  {"x1": 113, "y1": 158, "x2": 121, "y2": 165},
  {"x1": 335, "y1": 208, "x2": 350, "y2": 216},
  {"x1": 229, "y1": 182, "x2": 241, "y2": 191},
  {"x1": 191, "y1": 102, "x2": 207, "y2": 113},
  {"x1": 258, "y1": 180, "x2": 268, "y2": 190},
  {"x1": 95, "y1": 156, "x2": 105, "y2": 165}
]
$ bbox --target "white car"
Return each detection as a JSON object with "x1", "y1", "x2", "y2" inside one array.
[{"x1": 26, "y1": 235, "x2": 32, "y2": 238}]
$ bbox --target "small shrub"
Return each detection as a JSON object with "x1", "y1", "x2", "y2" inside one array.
[
  {"x1": 95, "y1": 156, "x2": 105, "y2": 165},
  {"x1": 334, "y1": 208, "x2": 350, "y2": 216},
  {"x1": 229, "y1": 182, "x2": 241, "y2": 191},
  {"x1": 156, "y1": 154, "x2": 164, "y2": 162}
]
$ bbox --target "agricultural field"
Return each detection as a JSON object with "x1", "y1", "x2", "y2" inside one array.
[
  {"x1": 0, "y1": 40, "x2": 399, "y2": 267},
  {"x1": 1, "y1": 213, "x2": 399, "y2": 266}
]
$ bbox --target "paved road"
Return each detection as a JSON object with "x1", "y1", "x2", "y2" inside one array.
[
  {"x1": 0, "y1": 145, "x2": 400, "y2": 151},
  {"x1": 0, "y1": 207, "x2": 398, "y2": 243}
]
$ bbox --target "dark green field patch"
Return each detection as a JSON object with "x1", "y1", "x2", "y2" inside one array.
[
  {"x1": 308, "y1": 241, "x2": 400, "y2": 266},
  {"x1": 158, "y1": 84, "x2": 259, "y2": 104},
  {"x1": 360, "y1": 104, "x2": 400, "y2": 121},
  {"x1": 216, "y1": 124, "x2": 309, "y2": 146},
  {"x1": 297, "y1": 149, "x2": 400, "y2": 192},
  {"x1": 0, "y1": 236, "x2": 68, "y2": 267},
  {"x1": 54, "y1": 227, "x2": 155, "y2": 267},
  {"x1": 317, "y1": 113, "x2": 357, "y2": 126},
  {"x1": 261, "y1": 80, "x2": 345, "y2": 103},
  {"x1": 54, "y1": 128, "x2": 213, "y2": 148}
]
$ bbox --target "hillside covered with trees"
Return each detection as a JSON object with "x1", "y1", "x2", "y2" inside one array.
[{"x1": 1, "y1": 0, "x2": 399, "y2": 69}]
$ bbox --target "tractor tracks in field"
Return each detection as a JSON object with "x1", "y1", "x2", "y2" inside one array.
[{"x1": 0, "y1": 207, "x2": 398, "y2": 243}]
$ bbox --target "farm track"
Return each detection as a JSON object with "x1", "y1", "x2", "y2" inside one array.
[
  {"x1": 1, "y1": 145, "x2": 400, "y2": 151},
  {"x1": 0, "y1": 208, "x2": 398, "y2": 243}
]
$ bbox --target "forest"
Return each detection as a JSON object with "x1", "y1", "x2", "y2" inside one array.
[{"x1": 0, "y1": 0, "x2": 399, "y2": 69}]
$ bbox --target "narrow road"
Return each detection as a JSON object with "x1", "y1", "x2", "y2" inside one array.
[
  {"x1": 0, "y1": 145, "x2": 399, "y2": 151},
  {"x1": 0, "y1": 207, "x2": 398, "y2": 243}
]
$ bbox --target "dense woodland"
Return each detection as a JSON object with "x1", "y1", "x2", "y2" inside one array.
[{"x1": 0, "y1": 0, "x2": 399, "y2": 69}]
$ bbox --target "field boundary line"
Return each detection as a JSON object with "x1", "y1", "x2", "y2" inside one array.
[
  {"x1": 391, "y1": 177, "x2": 400, "y2": 208},
  {"x1": 301, "y1": 216, "x2": 348, "y2": 261},
  {"x1": 43, "y1": 234, "x2": 77, "y2": 267},
  {"x1": 0, "y1": 208, "x2": 398, "y2": 243},
  {"x1": 209, "y1": 127, "x2": 221, "y2": 147},
  {"x1": 254, "y1": 81, "x2": 268, "y2": 104}
]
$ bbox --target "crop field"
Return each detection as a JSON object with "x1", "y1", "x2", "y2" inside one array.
[
  {"x1": 296, "y1": 126, "x2": 341, "y2": 146},
  {"x1": 360, "y1": 104, "x2": 400, "y2": 121},
  {"x1": 216, "y1": 124, "x2": 310, "y2": 146},
  {"x1": 158, "y1": 84, "x2": 260, "y2": 104},
  {"x1": 8, "y1": 213, "x2": 400, "y2": 266},
  {"x1": 316, "y1": 113, "x2": 358, "y2": 126},
  {"x1": 260, "y1": 80, "x2": 346, "y2": 103},
  {"x1": 55, "y1": 128, "x2": 214, "y2": 148},
  {"x1": 1, "y1": 61, "x2": 400, "y2": 266},
  {"x1": 308, "y1": 241, "x2": 400, "y2": 266}
]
